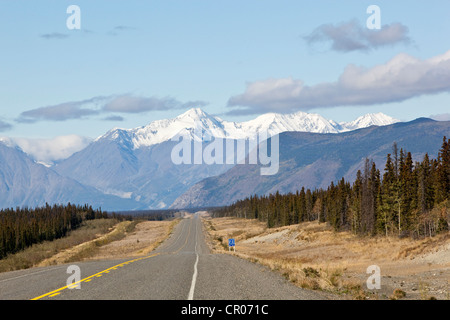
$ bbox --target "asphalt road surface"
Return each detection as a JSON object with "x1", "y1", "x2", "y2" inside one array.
[{"x1": 0, "y1": 213, "x2": 326, "y2": 300}]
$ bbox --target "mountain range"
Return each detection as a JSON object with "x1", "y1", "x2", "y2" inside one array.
[
  {"x1": 92, "y1": 108, "x2": 399, "y2": 148},
  {"x1": 52, "y1": 108, "x2": 399, "y2": 210},
  {"x1": 1, "y1": 108, "x2": 446, "y2": 211},
  {"x1": 0, "y1": 142, "x2": 140, "y2": 210},
  {"x1": 171, "y1": 118, "x2": 450, "y2": 208}
]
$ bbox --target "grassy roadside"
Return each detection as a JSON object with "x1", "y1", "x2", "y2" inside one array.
[
  {"x1": 0, "y1": 218, "x2": 181, "y2": 272},
  {"x1": 134, "y1": 218, "x2": 180, "y2": 256},
  {"x1": 202, "y1": 216, "x2": 450, "y2": 300},
  {"x1": 40, "y1": 218, "x2": 181, "y2": 263},
  {"x1": 59, "y1": 220, "x2": 141, "y2": 263},
  {"x1": 0, "y1": 218, "x2": 118, "y2": 273},
  {"x1": 202, "y1": 217, "x2": 353, "y2": 298}
]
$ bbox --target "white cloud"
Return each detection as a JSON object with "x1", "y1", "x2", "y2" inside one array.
[
  {"x1": 17, "y1": 97, "x2": 105, "y2": 123},
  {"x1": 0, "y1": 120, "x2": 12, "y2": 132},
  {"x1": 304, "y1": 20, "x2": 411, "y2": 52},
  {"x1": 103, "y1": 115, "x2": 125, "y2": 121},
  {"x1": 103, "y1": 95, "x2": 208, "y2": 113},
  {"x1": 10, "y1": 135, "x2": 93, "y2": 165},
  {"x1": 227, "y1": 50, "x2": 450, "y2": 115},
  {"x1": 17, "y1": 94, "x2": 208, "y2": 123}
]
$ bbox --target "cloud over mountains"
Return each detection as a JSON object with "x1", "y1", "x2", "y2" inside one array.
[
  {"x1": 16, "y1": 95, "x2": 208, "y2": 123},
  {"x1": 227, "y1": 50, "x2": 450, "y2": 115},
  {"x1": 304, "y1": 20, "x2": 411, "y2": 53}
]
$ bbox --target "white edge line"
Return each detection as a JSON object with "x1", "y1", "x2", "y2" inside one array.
[{"x1": 187, "y1": 216, "x2": 199, "y2": 300}]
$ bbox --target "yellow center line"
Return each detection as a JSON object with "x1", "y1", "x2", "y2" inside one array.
[
  {"x1": 32, "y1": 218, "x2": 196, "y2": 300},
  {"x1": 30, "y1": 252, "x2": 160, "y2": 300}
]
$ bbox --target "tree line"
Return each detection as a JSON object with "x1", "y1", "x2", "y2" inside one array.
[
  {"x1": 113, "y1": 209, "x2": 179, "y2": 221},
  {"x1": 213, "y1": 137, "x2": 450, "y2": 238},
  {"x1": 0, "y1": 203, "x2": 114, "y2": 259}
]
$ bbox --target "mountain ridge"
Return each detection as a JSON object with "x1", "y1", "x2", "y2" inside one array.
[
  {"x1": 0, "y1": 109, "x2": 432, "y2": 211},
  {"x1": 0, "y1": 141, "x2": 141, "y2": 211},
  {"x1": 50, "y1": 108, "x2": 399, "y2": 210},
  {"x1": 170, "y1": 118, "x2": 450, "y2": 209},
  {"x1": 93, "y1": 108, "x2": 399, "y2": 150}
]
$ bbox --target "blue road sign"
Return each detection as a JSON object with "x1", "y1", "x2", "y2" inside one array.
[{"x1": 228, "y1": 238, "x2": 235, "y2": 247}]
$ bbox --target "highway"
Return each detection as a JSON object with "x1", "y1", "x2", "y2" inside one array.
[{"x1": 0, "y1": 213, "x2": 326, "y2": 300}]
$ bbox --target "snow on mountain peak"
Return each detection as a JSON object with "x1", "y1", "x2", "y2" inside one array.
[
  {"x1": 177, "y1": 107, "x2": 209, "y2": 120},
  {"x1": 340, "y1": 112, "x2": 399, "y2": 131},
  {"x1": 96, "y1": 108, "x2": 399, "y2": 149}
]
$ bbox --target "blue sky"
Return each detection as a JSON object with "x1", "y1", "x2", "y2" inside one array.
[{"x1": 1, "y1": 0, "x2": 450, "y2": 140}]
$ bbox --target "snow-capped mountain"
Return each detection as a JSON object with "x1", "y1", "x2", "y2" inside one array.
[
  {"x1": 96, "y1": 108, "x2": 399, "y2": 149},
  {"x1": 226, "y1": 111, "x2": 343, "y2": 137},
  {"x1": 98, "y1": 108, "x2": 229, "y2": 148},
  {"x1": 171, "y1": 118, "x2": 448, "y2": 209},
  {"x1": 339, "y1": 113, "x2": 399, "y2": 131},
  {"x1": 0, "y1": 108, "x2": 400, "y2": 211}
]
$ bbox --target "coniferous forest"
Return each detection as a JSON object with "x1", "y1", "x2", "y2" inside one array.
[
  {"x1": 1, "y1": 138, "x2": 449, "y2": 260},
  {"x1": 213, "y1": 137, "x2": 450, "y2": 238},
  {"x1": 0, "y1": 203, "x2": 113, "y2": 259}
]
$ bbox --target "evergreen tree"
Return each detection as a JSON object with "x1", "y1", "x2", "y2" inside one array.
[{"x1": 212, "y1": 138, "x2": 449, "y2": 239}]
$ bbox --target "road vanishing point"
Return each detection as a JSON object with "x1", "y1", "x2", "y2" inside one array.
[{"x1": 0, "y1": 213, "x2": 326, "y2": 300}]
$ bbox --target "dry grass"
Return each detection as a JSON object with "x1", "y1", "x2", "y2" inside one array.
[
  {"x1": 390, "y1": 288, "x2": 407, "y2": 300},
  {"x1": 91, "y1": 219, "x2": 179, "y2": 260},
  {"x1": 203, "y1": 217, "x2": 267, "y2": 251},
  {"x1": 0, "y1": 219, "x2": 118, "y2": 272},
  {"x1": 0, "y1": 218, "x2": 180, "y2": 273},
  {"x1": 39, "y1": 219, "x2": 180, "y2": 264},
  {"x1": 44, "y1": 220, "x2": 141, "y2": 264},
  {"x1": 203, "y1": 216, "x2": 450, "y2": 300}
]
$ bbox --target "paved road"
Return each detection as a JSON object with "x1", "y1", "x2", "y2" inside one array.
[{"x1": 0, "y1": 213, "x2": 326, "y2": 300}]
